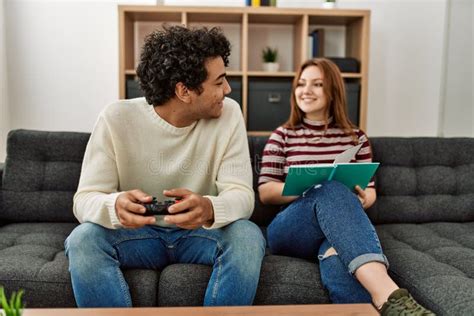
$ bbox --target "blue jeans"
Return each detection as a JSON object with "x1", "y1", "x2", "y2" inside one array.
[
  {"x1": 65, "y1": 219, "x2": 266, "y2": 307},
  {"x1": 267, "y1": 180, "x2": 388, "y2": 303}
]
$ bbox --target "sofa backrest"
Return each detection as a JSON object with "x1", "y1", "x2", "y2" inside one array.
[
  {"x1": 248, "y1": 136, "x2": 474, "y2": 225},
  {"x1": 367, "y1": 137, "x2": 474, "y2": 224},
  {"x1": 2, "y1": 130, "x2": 473, "y2": 225},
  {"x1": 248, "y1": 136, "x2": 281, "y2": 227},
  {"x1": 1, "y1": 130, "x2": 89, "y2": 223}
]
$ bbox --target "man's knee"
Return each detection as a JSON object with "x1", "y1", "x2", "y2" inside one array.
[
  {"x1": 223, "y1": 220, "x2": 266, "y2": 259},
  {"x1": 65, "y1": 222, "x2": 107, "y2": 256}
]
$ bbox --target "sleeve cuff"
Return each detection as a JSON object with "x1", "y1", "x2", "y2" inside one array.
[
  {"x1": 105, "y1": 192, "x2": 124, "y2": 229},
  {"x1": 202, "y1": 195, "x2": 228, "y2": 230}
]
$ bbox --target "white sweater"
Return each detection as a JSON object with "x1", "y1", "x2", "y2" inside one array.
[{"x1": 73, "y1": 97, "x2": 254, "y2": 229}]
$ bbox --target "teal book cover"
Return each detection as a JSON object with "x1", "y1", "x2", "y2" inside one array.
[
  {"x1": 282, "y1": 162, "x2": 379, "y2": 196},
  {"x1": 282, "y1": 164, "x2": 334, "y2": 196},
  {"x1": 331, "y1": 162, "x2": 380, "y2": 191}
]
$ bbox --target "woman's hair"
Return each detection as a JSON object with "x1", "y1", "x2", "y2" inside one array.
[
  {"x1": 284, "y1": 58, "x2": 358, "y2": 142},
  {"x1": 136, "y1": 25, "x2": 231, "y2": 106}
]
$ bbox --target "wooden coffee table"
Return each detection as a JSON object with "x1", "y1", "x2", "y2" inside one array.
[{"x1": 22, "y1": 304, "x2": 377, "y2": 315}]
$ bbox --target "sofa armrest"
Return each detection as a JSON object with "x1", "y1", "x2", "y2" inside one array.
[
  {"x1": 0, "y1": 162, "x2": 4, "y2": 226},
  {"x1": 0, "y1": 162, "x2": 4, "y2": 190}
]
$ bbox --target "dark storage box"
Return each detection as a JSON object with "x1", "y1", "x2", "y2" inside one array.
[
  {"x1": 126, "y1": 77, "x2": 143, "y2": 99},
  {"x1": 247, "y1": 78, "x2": 292, "y2": 131},
  {"x1": 127, "y1": 77, "x2": 242, "y2": 110},
  {"x1": 227, "y1": 77, "x2": 242, "y2": 109},
  {"x1": 328, "y1": 57, "x2": 360, "y2": 73},
  {"x1": 345, "y1": 82, "x2": 360, "y2": 126}
]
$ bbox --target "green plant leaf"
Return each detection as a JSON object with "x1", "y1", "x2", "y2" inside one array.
[
  {"x1": 262, "y1": 46, "x2": 278, "y2": 63},
  {"x1": 14, "y1": 290, "x2": 24, "y2": 311},
  {"x1": 0, "y1": 287, "x2": 12, "y2": 314},
  {"x1": 9, "y1": 291, "x2": 16, "y2": 311}
]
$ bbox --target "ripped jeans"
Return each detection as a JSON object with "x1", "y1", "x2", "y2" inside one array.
[{"x1": 266, "y1": 180, "x2": 388, "y2": 303}]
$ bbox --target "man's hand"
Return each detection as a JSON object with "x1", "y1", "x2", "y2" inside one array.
[
  {"x1": 163, "y1": 188, "x2": 214, "y2": 230},
  {"x1": 115, "y1": 190, "x2": 156, "y2": 228},
  {"x1": 354, "y1": 186, "x2": 377, "y2": 210}
]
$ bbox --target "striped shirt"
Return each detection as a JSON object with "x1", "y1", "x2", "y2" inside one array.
[{"x1": 258, "y1": 117, "x2": 375, "y2": 188}]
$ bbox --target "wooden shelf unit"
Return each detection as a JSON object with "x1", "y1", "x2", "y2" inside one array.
[{"x1": 119, "y1": 5, "x2": 370, "y2": 134}]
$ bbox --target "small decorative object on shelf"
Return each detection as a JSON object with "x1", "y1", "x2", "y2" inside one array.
[
  {"x1": 164, "y1": 0, "x2": 246, "y2": 7},
  {"x1": 322, "y1": 0, "x2": 337, "y2": 9},
  {"x1": 0, "y1": 287, "x2": 24, "y2": 316},
  {"x1": 262, "y1": 46, "x2": 279, "y2": 72}
]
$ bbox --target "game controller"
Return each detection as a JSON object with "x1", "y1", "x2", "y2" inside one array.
[{"x1": 141, "y1": 197, "x2": 182, "y2": 216}]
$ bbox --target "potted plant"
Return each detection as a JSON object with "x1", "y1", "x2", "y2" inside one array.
[
  {"x1": 322, "y1": 0, "x2": 337, "y2": 9},
  {"x1": 261, "y1": 46, "x2": 279, "y2": 72},
  {"x1": 0, "y1": 287, "x2": 24, "y2": 316}
]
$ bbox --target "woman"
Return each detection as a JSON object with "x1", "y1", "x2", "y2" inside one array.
[{"x1": 258, "y1": 58, "x2": 433, "y2": 315}]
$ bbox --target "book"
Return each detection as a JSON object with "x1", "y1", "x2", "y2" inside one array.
[
  {"x1": 307, "y1": 35, "x2": 314, "y2": 59},
  {"x1": 282, "y1": 144, "x2": 379, "y2": 196},
  {"x1": 309, "y1": 28, "x2": 325, "y2": 57},
  {"x1": 251, "y1": 0, "x2": 260, "y2": 7}
]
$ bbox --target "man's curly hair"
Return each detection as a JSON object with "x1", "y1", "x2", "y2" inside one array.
[{"x1": 136, "y1": 25, "x2": 231, "y2": 106}]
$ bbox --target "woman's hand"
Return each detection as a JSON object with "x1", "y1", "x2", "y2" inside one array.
[{"x1": 354, "y1": 186, "x2": 377, "y2": 209}]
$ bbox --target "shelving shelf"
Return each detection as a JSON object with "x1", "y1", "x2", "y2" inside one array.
[{"x1": 119, "y1": 5, "x2": 370, "y2": 135}]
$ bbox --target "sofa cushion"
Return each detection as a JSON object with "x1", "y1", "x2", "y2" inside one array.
[
  {"x1": 0, "y1": 223, "x2": 78, "y2": 307},
  {"x1": 376, "y1": 222, "x2": 474, "y2": 315},
  {"x1": 0, "y1": 222, "x2": 161, "y2": 307},
  {"x1": 157, "y1": 255, "x2": 330, "y2": 306},
  {"x1": 368, "y1": 138, "x2": 474, "y2": 224},
  {"x1": 1, "y1": 130, "x2": 89, "y2": 223},
  {"x1": 0, "y1": 222, "x2": 331, "y2": 307}
]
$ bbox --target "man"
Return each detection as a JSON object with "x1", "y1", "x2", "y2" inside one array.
[{"x1": 65, "y1": 25, "x2": 266, "y2": 307}]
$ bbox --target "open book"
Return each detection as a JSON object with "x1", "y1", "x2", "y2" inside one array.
[{"x1": 282, "y1": 144, "x2": 380, "y2": 196}]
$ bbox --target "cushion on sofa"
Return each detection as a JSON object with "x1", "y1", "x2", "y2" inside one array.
[
  {"x1": 0, "y1": 222, "x2": 161, "y2": 307},
  {"x1": 0, "y1": 223, "x2": 77, "y2": 307},
  {"x1": 1, "y1": 130, "x2": 88, "y2": 223},
  {"x1": 157, "y1": 256, "x2": 330, "y2": 307},
  {"x1": 376, "y1": 222, "x2": 474, "y2": 315},
  {"x1": 368, "y1": 138, "x2": 474, "y2": 224}
]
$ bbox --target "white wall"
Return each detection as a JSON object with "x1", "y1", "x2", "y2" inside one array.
[
  {"x1": 339, "y1": 0, "x2": 448, "y2": 136},
  {"x1": 1, "y1": 0, "x2": 155, "y2": 162},
  {"x1": 1, "y1": 0, "x2": 470, "y2": 162},
  {"x1": 440, "y1": 0, "x2": 473, "y2": 137},
  {"x1": 0, "y1": 0, "x2": 9, "y2": 162}
]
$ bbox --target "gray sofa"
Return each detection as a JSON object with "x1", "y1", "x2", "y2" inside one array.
[{"x1": 0, "y1": 129, "x2": 473, "y2": 314}]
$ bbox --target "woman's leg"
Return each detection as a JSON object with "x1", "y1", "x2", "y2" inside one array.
[
  {"x1": 355, "y1": 262, "x2": 399, "y2": 308},
  {"x1": 266, "y1": 184, "x2": 376, "y2": 303},
  {"x1": 266, "y1": 194, "x2": 325, "y2": 259},
  {"x1": 304, "y1": 181, "x2": 389, "y2": 272},
  {"x1": 268, "y1": 180, "x2": 432, "y2": 313},
  {"x1": 318, "y1": 239, "x2": 372, "y2": 303},
  {"x1": 305, "y1": 181, "x2": 397, "y2": 306}
]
